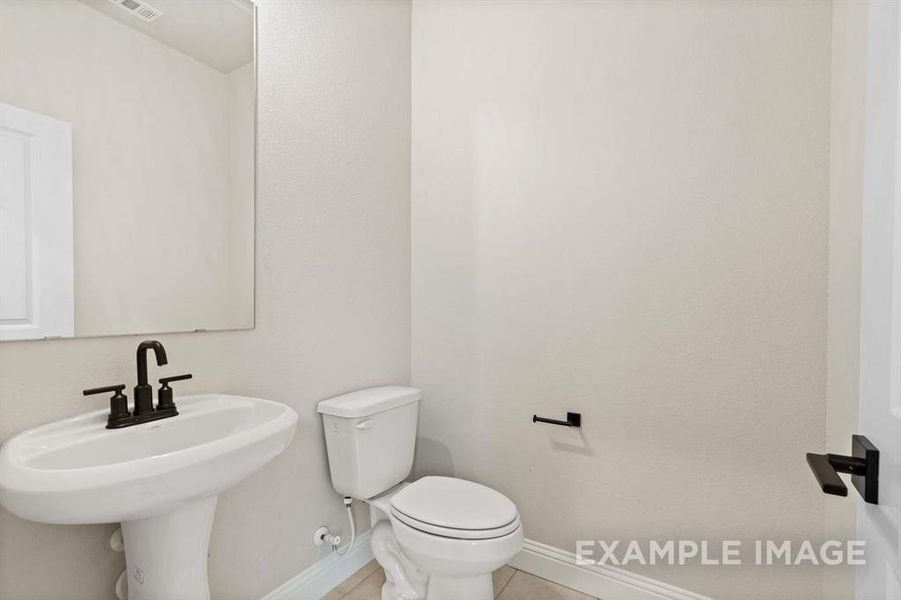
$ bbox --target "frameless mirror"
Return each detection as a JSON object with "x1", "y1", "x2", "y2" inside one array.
[{"x1": 0, "y1": 0, "x2": 255, "y2": 341}]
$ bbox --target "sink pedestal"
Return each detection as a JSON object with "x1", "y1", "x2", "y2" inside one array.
[{"x1": 121, "y1": 497, "x2": 218, "y2": 600}]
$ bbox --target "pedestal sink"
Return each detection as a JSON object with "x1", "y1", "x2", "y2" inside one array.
[{"x1": 0, "y1": 394, "x2": 298, "y2": 600}]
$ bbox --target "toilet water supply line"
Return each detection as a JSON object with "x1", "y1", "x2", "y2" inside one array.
[{"x1": 327, "y1": 497, "x2": 356, "y2": 556}]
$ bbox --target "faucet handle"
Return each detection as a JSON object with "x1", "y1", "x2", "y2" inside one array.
[
  {"x1": 83, "y1": 384, "x2": 126, "y2": 397},
  {"x1": 83, "y1": 385, "x2": 131, "y2": 428},
  {"x1": 159, "y1": 374, "x2": 192, "y2": 386},
  {"x1": 157, "y1": 374, "x2": 191, "y2": 413}
]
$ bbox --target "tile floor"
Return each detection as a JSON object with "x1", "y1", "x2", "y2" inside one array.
[{"x1": 322, "y1": 561, "x2": 598, "y2": 600}]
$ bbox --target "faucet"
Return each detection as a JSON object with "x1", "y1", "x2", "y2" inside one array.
[
  {"x1": 84, "y1": 340, "x2": 192, "y2": 429},
  {"x1": 134, "y1": 340, "x2": 168, "y2": 416}
]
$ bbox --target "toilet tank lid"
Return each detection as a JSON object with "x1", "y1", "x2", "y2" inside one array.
[{"x1": 317, "y1": 386, "x2": 422, "y2": 418}]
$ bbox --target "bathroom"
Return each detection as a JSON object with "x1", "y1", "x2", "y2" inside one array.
[{"x1": 0, "y1": 0, "x2": 895, "y2": 599}]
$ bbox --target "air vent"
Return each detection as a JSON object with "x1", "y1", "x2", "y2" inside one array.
[{"x1": 107, "y1": 0, "x2": 162, "y2": 23}]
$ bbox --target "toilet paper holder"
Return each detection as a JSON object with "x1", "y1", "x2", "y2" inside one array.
[{"x1": 532, "y1": 412, "x2": 581, "y2": 428}]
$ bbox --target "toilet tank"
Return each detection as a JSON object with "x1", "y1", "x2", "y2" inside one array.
[{"x1": 317, "y1": 386, "x2": 420, "y2": 499}]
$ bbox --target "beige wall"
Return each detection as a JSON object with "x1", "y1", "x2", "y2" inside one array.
[
  {"x1": 0, "y1": 0, "x2": 254, "y2": 337},
  {"x1": 0, "y1": 1, "x2": 411, "y2": 598},
  {"x1": 411, "y1": 1, "x2": 831, "y2": 598},
  {"x1": 824, "y1": 2, "x2": 869, "y2": 599},
  {"x1": 227, "y1": 60, "x2": 257, "y2": 326}
]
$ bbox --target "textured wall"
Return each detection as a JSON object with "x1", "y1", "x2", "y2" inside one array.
[
  {"x1": 411, "y1": 1, "x2": 831, "y2": 598},
  {"x1": 824, "y1": 3, "x2": 868, "y2": 599},
  {"x1": 0, "y1": 1, "x2": 411, "y2": 598}
]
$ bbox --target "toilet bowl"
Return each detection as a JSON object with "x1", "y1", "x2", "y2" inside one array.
[
  {"x1": 368, "y1": 477, "x2": 523, "y2": 600},
  {"x1": 318, "y1": 387, "x2": 524, "y2": 600}
]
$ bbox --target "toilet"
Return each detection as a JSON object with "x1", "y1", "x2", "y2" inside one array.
[{"x1": 318, "y1": 386, "x2": 523, "y2": 600}]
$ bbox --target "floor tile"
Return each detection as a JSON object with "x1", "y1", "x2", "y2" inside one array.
[
  {"x1": 341, "y1": 568, "x2": 386, "y2": 600},
  {"x1": 492, "y1": 565, "x2": 517, "y2": 597},
  {"x1": 326, "y1": 564, "x2": 591, "y2": 600},
  {"x1": 322, "y1": 560, "x2": 380, "y2": 600},
  {"x1": 496, "y1": 570, "x2": 596, "y2": 600}
]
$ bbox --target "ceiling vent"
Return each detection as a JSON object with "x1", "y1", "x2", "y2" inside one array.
[{"x1": 107, "y1": 0, "x2": 162, "y2": 23}]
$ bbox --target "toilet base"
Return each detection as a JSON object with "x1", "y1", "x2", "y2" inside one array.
[
  {"x1": 370, "y1": 519, "x2": 501, "y2": 600},
  {"x1": 425, "y1": 574, "x2": 492, "y2": 600},
  {"x1": 371, "y1": 520, "x2": 427, "y2": 600},
  {"x1": 365, "y1": 479, "x2": 521, "y2": 600}
]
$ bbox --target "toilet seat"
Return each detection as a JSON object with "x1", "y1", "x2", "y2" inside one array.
[
  {"x1": 389, "y1": 476, "x2": 520, "y2": 540},
  {"x1": 391, "y1": 507, "x2": 521, "y2": 540}
]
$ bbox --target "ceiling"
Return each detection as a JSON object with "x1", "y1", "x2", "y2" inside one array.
[{"x1": 79, "y1": 0, "x2": 254, "y2": 73}]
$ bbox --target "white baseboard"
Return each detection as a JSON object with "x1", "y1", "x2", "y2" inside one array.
[
  {"x1": 262, "y1": 530, "x2": 373, "y2": 600},
  {"x1": 260, "y1": 532, "x2": 707, "y2": 600},
  {"x1": 509, "y1": 539, "x2": 711, "y2": 600}
]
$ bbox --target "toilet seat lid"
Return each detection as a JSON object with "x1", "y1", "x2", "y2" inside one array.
[{"x1": 390, "y1": 476, "x2": 518, "y2": 532}]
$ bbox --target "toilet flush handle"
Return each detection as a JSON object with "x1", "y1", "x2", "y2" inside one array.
[{"x1": 355, "y1": 420, "x2": 372, "y2": 430}]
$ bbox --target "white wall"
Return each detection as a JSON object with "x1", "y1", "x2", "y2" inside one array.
[
  {"x1": 411, "y1": 1, "x2": 831, "y2": 598},
  {"x1": 0, "y1": 1, "x2": 411, "y2": 598},
  {"x1": 824, "y1": 2, "x2": 869, "y2": 599},
  {"x1": 227, "y1": 60, "x2": 257, "y2": 326},
  {"x1": 0, "y1": 0, "x2": 253, "y2": 337}
]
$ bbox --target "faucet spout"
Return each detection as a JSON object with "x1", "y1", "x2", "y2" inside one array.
[
  {"x1": 136, "y1": 340, "x2": 168, "y2": 386},
  {"x1": 134, "y1": 341, "x2": 168, "y2": 416}
]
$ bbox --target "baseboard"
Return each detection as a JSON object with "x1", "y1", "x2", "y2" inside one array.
[
  {"x1": 262, "y1": 530, "x2": 373, "y2": 600},
  {"x1": 509, "y1": 539, "x2": 711, "y2": 600},
  {"x1": 260, "y1": 532, "x2": 708, "y2": 600}
]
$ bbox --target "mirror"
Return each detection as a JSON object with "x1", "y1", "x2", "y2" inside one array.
[{"x1": 0, "y1": 0, "x2": 255, "y2": 341}]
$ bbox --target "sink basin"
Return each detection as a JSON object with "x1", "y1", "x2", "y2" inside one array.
[
  {"x1": 0, "y1": 393, "x2": 297, "y2": 524},
  {"x1": 0, "y1": 393, "x2": 298, "y2": 600}
]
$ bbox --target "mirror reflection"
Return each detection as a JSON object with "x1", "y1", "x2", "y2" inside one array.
[{"x1": 0, "y1": 0, "x2": 255, "y2": 341}]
